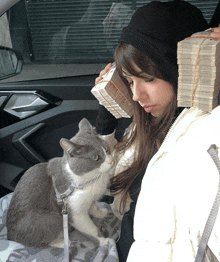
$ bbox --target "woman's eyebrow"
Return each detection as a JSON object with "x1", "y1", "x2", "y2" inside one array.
[
  {"x1": 122, "y1": 70, "x2": 131, "y2": 77},
  {"x1": 123, "y1": 74, "x2": 131, "y2": 79},
  {"x1": 122, "y1": 71, "x2": 152, "y2": 79}
]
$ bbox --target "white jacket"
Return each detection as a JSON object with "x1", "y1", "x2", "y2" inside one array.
[{"x1": 125, "y1": 106, "x2": 220, "y2": 261}]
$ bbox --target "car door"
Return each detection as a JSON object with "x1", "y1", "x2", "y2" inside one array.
[{"x1": 0, "y1": 72, "x2": 101, "y2": 195}]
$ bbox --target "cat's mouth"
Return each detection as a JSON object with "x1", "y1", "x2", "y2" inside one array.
[
  {"x1": 105, "y1": 160, "x2": 114, "y2": 172},
  {"x1": 109, "y1": 160, "x2": 113, "y2": 165}
]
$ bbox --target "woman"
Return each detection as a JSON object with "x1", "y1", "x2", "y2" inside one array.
[{"x1": 96, "y1": 1, "x2": 220, "y2": 261}]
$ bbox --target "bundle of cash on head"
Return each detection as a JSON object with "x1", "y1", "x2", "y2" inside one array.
[
  {"x1": 177, "y1": 30, "x2": 220, "y2": 112},
  {"x1": 91, "y1": 63, "x2": 133, "y2": 118}
]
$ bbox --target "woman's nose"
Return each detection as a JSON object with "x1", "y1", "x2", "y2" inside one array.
[{"x1": 132, "y1": 80, "x2": 146, "y2": 101}]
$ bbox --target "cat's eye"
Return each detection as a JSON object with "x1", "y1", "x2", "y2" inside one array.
[{"x1": 93, "y1": 154, "x2": 100, "y2": 161}]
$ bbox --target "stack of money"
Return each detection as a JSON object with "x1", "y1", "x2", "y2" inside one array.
[
  {"x1": 177, "y1": 31, "x2": 220, "y2": 112},
  {"x1": 91, "y1": 64, "x2": 133, "y2": 119}
]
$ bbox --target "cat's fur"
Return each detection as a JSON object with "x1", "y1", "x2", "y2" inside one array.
[{"x1": 6, "y1": 118, "x2": 114, "y2": 248}]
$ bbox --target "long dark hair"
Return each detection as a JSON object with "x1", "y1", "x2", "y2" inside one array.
[{"x1": 110, "y1": 43, "x2": 178, "y2": 212}]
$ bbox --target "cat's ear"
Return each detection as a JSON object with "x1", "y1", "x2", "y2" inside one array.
[
  {"x1": 60, "y1": 138, "x2": 73, "y2": 156},
  {"x1": 99, "y1": 130, "x2": 117, "y2": 153},
  {"x1": 78, "y1": 118, "x2": 96, "y2": 135},
  {"x1": 60, "y1": 138, "x2": 89, "y2": 157}
]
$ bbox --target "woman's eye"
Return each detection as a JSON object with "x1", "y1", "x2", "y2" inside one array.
[
  {"x1": 145, "y1": 77, "x2": 154, "y2": 83},
  {"x1": 128, "y1": 81, "x2": 133, "y2": 86},
  {"x1": 93, "y1": 154, "x2": 100, "y2": 161}
]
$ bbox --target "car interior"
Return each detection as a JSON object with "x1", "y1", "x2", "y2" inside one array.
[{"x1": 0, "y1": 0, "x2": 219, "y2": 260}]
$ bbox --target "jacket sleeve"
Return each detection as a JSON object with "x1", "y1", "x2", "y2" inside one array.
[{"x1": 96, "y1": 104, "x2": 118, "y2": 135}]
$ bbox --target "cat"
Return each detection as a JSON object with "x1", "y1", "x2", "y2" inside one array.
[{"x1": 6, "y1": 118, "x2": 114, "y2": 249}]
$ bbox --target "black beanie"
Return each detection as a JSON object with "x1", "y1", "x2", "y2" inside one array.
[{"x1": 120, "y1": 1, "x2": 208, "y2": 88}]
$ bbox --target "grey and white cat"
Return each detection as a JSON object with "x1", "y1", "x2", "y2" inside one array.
[{"x1": 6, "y1": 118, "x2": 114, "y2": 249}]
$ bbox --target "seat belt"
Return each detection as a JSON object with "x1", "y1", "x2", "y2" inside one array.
[{"x1": 195, "y1": 145, "x2": 220, "y2": 262}]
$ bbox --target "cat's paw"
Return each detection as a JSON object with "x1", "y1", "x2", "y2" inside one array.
[
  {"x1": 98, "y1": 237, "x2": 109, "y2": 246},
  {"x1": 89, "y1": 202, "x2": 109, "y2": 218},
  {"x1": 49, "y1": 238, "x2": 65, "y2": 248},
  {"x1": 95, "y1": 207, "x2": 109, "y2": 219}
]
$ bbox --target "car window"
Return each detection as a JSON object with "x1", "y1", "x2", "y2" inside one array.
[
  {"x1": 11, "y1": 1, "x2": 134, "y2": 64},
  {"x1": 0, "y1": 0, "x2": 219, "y2": 82}
]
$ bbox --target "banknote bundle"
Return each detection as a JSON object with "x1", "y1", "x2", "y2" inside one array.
[
  {"x1": 177, "y1": 31, "x2": 220, "y2": 112},
  {"x1": 91, "y1": 63, "x2": 133, "y2": 118}
]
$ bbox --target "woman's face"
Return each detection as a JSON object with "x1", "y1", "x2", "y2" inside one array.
[{"x1": 123, "y1": 70, "x2": 175, "y2": 118}]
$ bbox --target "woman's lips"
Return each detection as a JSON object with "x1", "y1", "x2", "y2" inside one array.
[{"x1": 143, "y1": 105, "x2": 155, "y2": 113}]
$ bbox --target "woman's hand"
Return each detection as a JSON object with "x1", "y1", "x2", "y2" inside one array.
[
  {"x1": 207, "y1": 27, "x2": 220, "y2": 38},
  {"x1": 95, "y1": 63, "x2": 112, "y2": 85}
]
